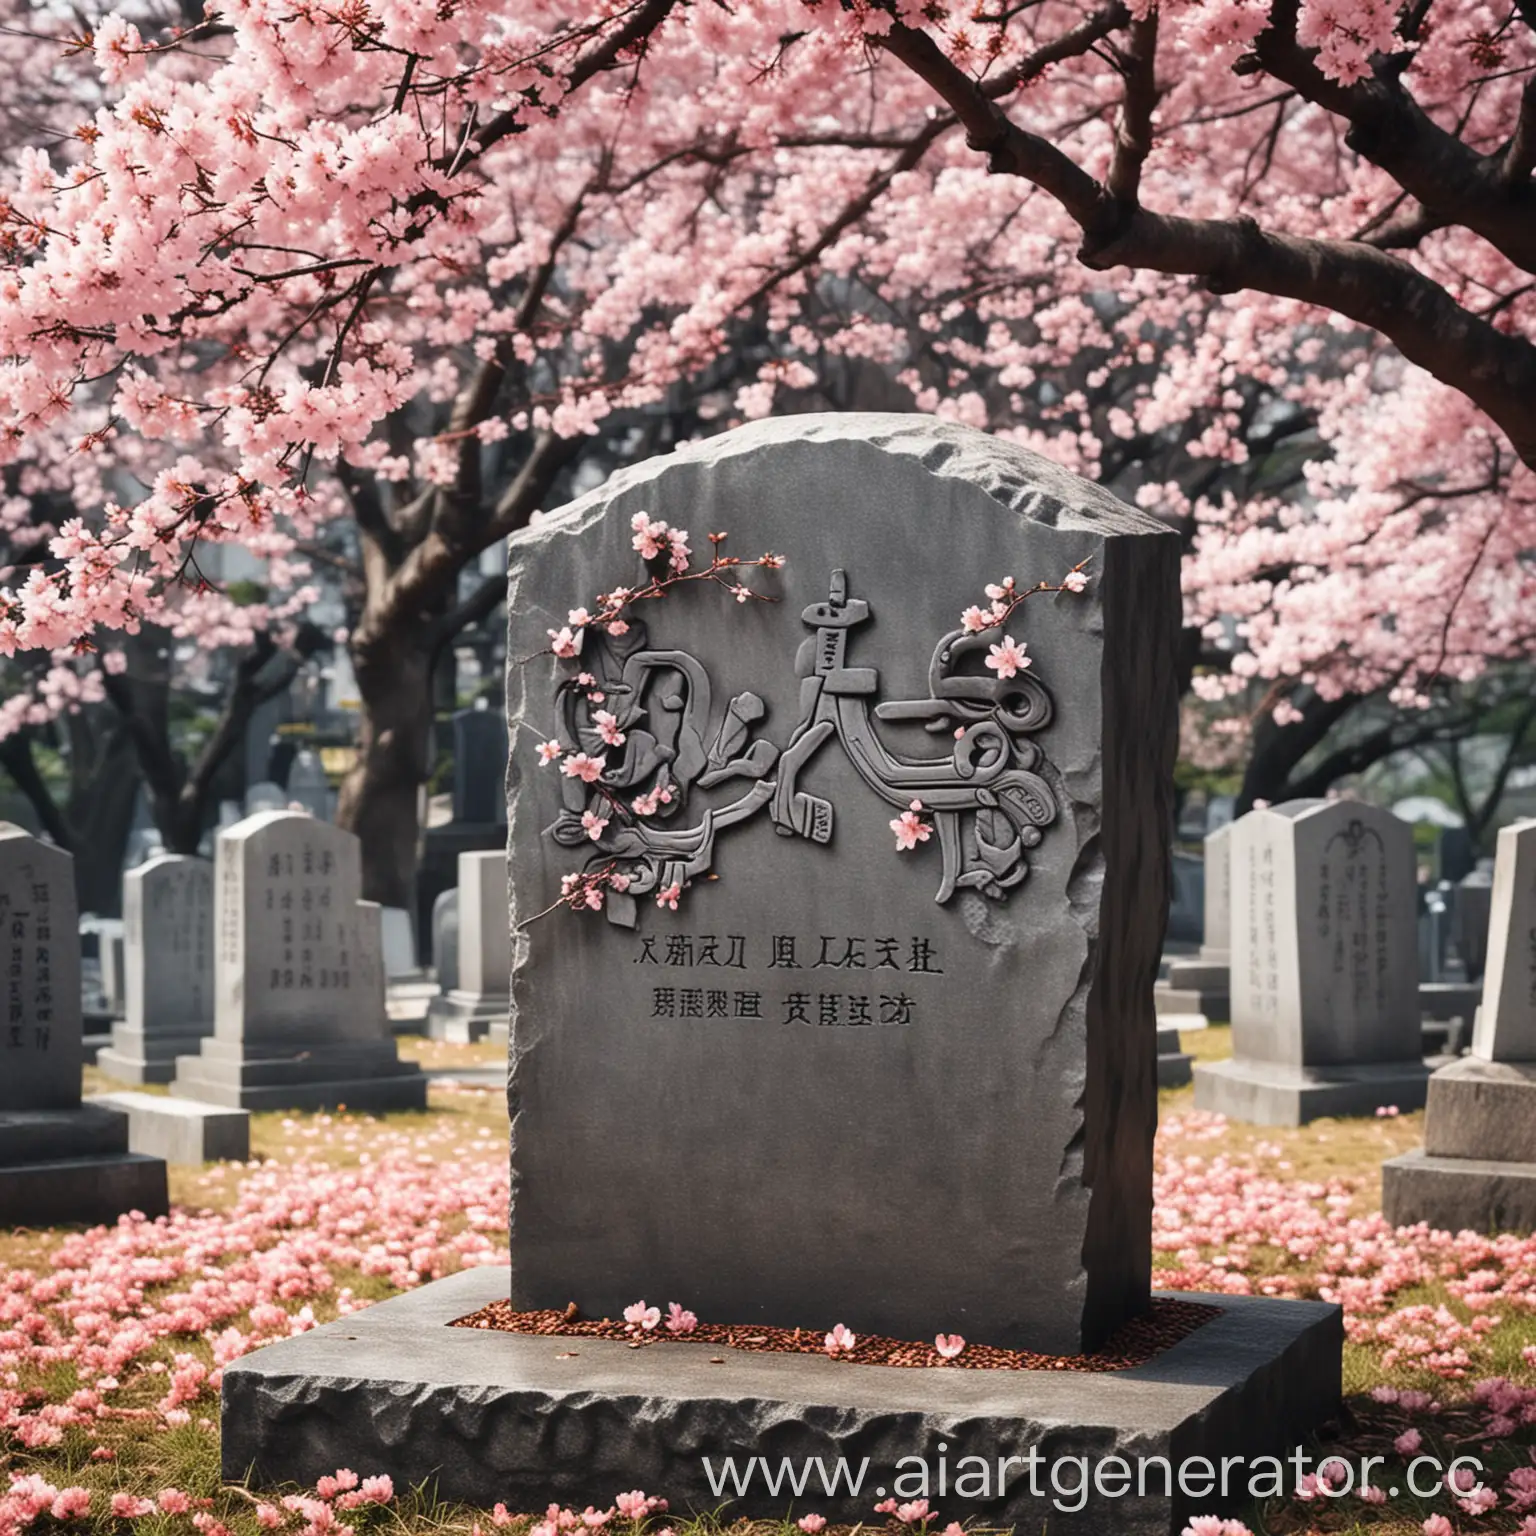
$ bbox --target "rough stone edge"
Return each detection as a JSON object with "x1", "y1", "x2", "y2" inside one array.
[
  {"x1": 1382, "y1": 1149, "x2": 1536, "y2": 1235},
  {"x1": 220, "y1": 1267, "x2": 1340, "y2": 1536}
]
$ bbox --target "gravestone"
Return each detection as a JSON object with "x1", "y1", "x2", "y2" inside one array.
[
  {"x1": 505, "y1": 414, "x2": 1173, "y2": 1354},
  {"x1": 452, "y1": 704, "x2": 509, "y2": 826},
  {"x1": 0, "y1": 825, "x2": 168, "y2": 1223},
  {"x1": 431, "y1": 888, "x2": 460, "y2": 995},
  {"x1": 1159, "y1": 822, "x2": 1233, "y2": 1019},
  {"x1": 285, "y1": 749, "x2": 331, "y2": 821},
  {"x1": 220, "y1": 416, "x2": 1341, "y2": 1535},
  {"x1": 425, "y1": 852, "x2": 508, "y2": 1042},
  {"x1": 1453, "y1": 860, "x2": 1496, "y2": 981},
  {"x1": 170, "y1": 812, "x2": 428, "y2": 1112},
  {"x1": 97, "y1": 855, "x2": 216, "y2": 1085},
  {"x1": 244, "y1": 780, "x2": 287, "y2": 816},
  {"x1": 1195, "y1": 799, "x2": 1430, "y2": 1124},
  {"x1": 1385, "y1": 819, "x2": 1536, "y2": 1230}
]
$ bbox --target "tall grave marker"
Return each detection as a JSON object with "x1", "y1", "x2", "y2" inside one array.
[
  {"x1": 171, "y1": 812, "x2": 427, "y2": 1111},
  {"x1": 98, "y1": 855, "x2": 215, "y2": 1084},
  {"x1": 1385, "y1": 818, "x2": 1536, "y2": 1230},
  {"x1": 0, "y1": 825, "x2": 168, "y2": 1223},
  {"x1": 221, "y1": 418, "x2": 1342, "y2": 1532},
  {"x1": 1195, "y1": 798, "x2": 1430, "y2": 1124}
]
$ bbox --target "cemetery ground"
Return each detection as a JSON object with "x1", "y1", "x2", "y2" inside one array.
[{"x1": 5, "y1": 1036, "x2": 1536, "y2": 1536}]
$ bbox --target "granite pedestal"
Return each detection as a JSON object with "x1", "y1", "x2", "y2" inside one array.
[
  {"x1": 221, "y1": 1266, "x2": 1342, "y2": 1536},
  {"x1": 1157, "y1": 1024, "x2": 1192, "y2": 1089},
  {"x1": 1194, "y1": 1058, "x2": 1430, "y2": 1127},
  {"x1": 1383, "y1": 1057, "x2": 1536, "y2": 1231},
  {"x1": 0, "y1": 1106, "x2": 167, "y2": 1225}
]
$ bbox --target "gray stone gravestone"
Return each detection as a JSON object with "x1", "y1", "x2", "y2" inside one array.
[
  {"x1": 1159, "y1": 822, "x2": 1233, "y2": 1019},
  {"x1": 1195, "y1": 798, "x2": 1430, "y2": 1124},
  {"x1": 1385, "y1": 819, "x2": 1536, "y2": 1230},
  {"x1": 221, "y1": 417, "x2": 1341, "y2": 1533},
  {"x1": 0, "y1": 825, "x2": 168, "y2": 1223},
  {"x1": 452, "y1": 704, "x2": 509, "y2": 826},
  {"x1": 507, "y1": 417, "x2": 1183, "y2": 1354},
  {"x1": 98, "y1": 919, "x2": 126, "y2": 1015},
  {"x1": 285, "y1": 749, "x2": 331, "y2": 821},
  {"x1": 426, "y1": 851, "x2": 507, "y2": 1043},
  {"x1": 431, "y1": 887, "x2": 460, "y2": 995},
  {"x1": 97, "y1": 855, "x2": 216, "y2": 1085},
  {"x1": 1454, "y1": 860, "x2": 1496, "y2": 981},
  {"x1": 170, "y1": 812, "x2": 427, "y2": 1112}
]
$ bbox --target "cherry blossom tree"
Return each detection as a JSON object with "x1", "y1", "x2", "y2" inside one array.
[{"x1": 0, "y1": 0, "x2": 1530, "y2": 899}]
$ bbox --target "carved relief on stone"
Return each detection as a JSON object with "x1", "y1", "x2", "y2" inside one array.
[{"x1": 546, "y1": 569, "x2": 1061, "y2": 926}]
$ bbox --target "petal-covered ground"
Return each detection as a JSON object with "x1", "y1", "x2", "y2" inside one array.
[{"x1": 3, "y1": 1035, "x2": 1536, "y2": 1536}]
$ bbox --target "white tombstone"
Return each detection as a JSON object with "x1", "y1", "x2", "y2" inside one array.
[
  {"x1": 0, "y1": 825, "x2": 168, "y2": 1222},
  {"x1": 244, "y1": 780, "x2": 287, "y2": 816},
  {"x1": 1385, "y1": 820, "x2": 1536, "y2": 1232},
  {"x1": 425, "y1": 850, "x2": 509, "y2": 1043},
  {"x1": 1195, "y1": 799, "x2": 1430, "y2": 1124},
  {"x1": 97, "y1": 856, "x2": 216, "y2": 1085},
  {"x1": 169, "y1": 812, "x2": 427, "y2": 1111},
  {"x1": 1472, "y1": 821, "x2": 1536, "y2": 1061}
]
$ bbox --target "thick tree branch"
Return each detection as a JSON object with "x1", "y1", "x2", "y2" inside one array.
[
  {"x1": 0, "y1": 733, "x2": 73, "y2": 850},
  {"x1": 1107, "y1": 15, "x2": 1159, "y2": 206},
  {"x1": 872, "y1": 20, "x2": 1536, "y2": 468}
]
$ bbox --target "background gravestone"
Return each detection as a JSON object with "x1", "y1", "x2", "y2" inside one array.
[
  {"x1": 0, "y1": 824, "x2": 168, "y2": 1223},
  {"x1": 1453, "y1": 860, "x2": 1496, "y2": 982},
  {"x1": 97, "y1": 855, "x2": 215, "y2": 1085},
  {"x1": 426, "y1": 851, "x2": 508, "y2": 1043},
  {"x1": 431, "y1": 888, "x2": 460, "y2": 995},
  {"x1": 285, "y1": 750, "x2": 331, "y2": 821},
  {"x1": 1195, "y1": 799, "x2": 1430, "y2": 1124},
  {"x1": 170, "y1": 811, "x2": 427, "y2": 1112},
  {"x1": 505, "y1": 414, "x2": 1180, "y2": 1355},
  {"x1": 1159, "y1": 822, "x2": 1233, "y2": 1020},
  {"x1": 1385, "y1": 819, "x2": 1536, "y2": 1231},
  {"x1": 453, "y1": 705, "x2": 509, "y2": 826}
]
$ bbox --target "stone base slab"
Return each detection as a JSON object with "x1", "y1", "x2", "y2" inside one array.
[
  {"x1": 425, "y1": 990, "x2": 509, "y2": 1044},
  {"x1": 0, "y1": 1105, "x2": 130, "y2": 1164},
  {"x1": 89, "y1": 1091, "x2": 250, "y2": 1165},
  {"x1": 1157, "y1": 1052, "x2": 1193, "y2": 1089},
  {"x1": 1193, "y1": 1059, "x2": 1431, "y2": 1126},
  {"x1": 0, "y1": 1151, "x2": 168, "y2": 1225},
  {"x1": 98, "y1": 1024, "x2": 214, "y2": 1086},
  {"x1": 1418, "y1": 983, "x2": 1482, "y2": 1023},
  {"x1": 1423, "y1": 1057, "x2": 1536, "y2": 1162},
  {"x1": 1382, "y1": 1148, "x2": 1536, "y2": 1235},
  {"x1": 1158, "y1": 1012, "x2": 1209, "y2": 1034},
  {"x1": 1155, "y1": 986, "x2": 1228, "y2": 1021},
  {"x1": 1164, "y1": 961, "x2": 1229, "y2": 994},
  {"x1": 221, "y1": 1267, "x2": 1341, "y2": 1536},
  {"x1": 171, "y1": 1038, "x2": 429, "y2": 1113}
]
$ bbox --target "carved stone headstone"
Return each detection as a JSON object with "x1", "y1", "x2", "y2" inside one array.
[
  {"x1": 244, "y1": 780, "x2": 287, "y2": 816},
  {"x1": 504, "y1": 414, "x2": 1180, "y2": 1355},
  {"x1": 453, "y1": 706, "x2": 509, "y2": 826},
  {"x1": 98, "y1": 855, "x2": 216, "y2": 1085},
  {"x1": 170, "y1": 812, "x2": 427, "y2": 1112},
  {"x1": 1195, "y1": 799, "x2": 1430, "y2": 1124},
  {"x1": 1385, "y1": 820, "x2": 1536, "y2": 1231},
  {"x1": 0, "y1": 824, "x2": 168, "y2": 1223},
  {"x1": 1454, "y1": 860, "x2": 1496, "y2": 982},
  {"x1": 426, "y1": 851, "x2": 508, "y2": 1043}
]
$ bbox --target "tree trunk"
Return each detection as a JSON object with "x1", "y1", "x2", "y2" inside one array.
[
  {"x1": 67, "y1": 729, "x2": 142, "y2": 915},
  {"x1": 337, "y1": 629, "x2": 435, "y2": 908}
]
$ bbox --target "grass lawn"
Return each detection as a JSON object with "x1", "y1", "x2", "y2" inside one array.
[{"x1": 4, "y1": 1030, "x2": 1535, "y2": 1536}]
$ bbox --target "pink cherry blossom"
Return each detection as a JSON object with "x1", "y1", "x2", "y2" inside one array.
[
  {"x1": 933, "y1": 1333, "x2": 965, "y2": 1359},
  {"x1": 560, "y1": 753, "x2": 606, "y2": 784},
  {"x1": 580, "y1": 811, "x2": 610, "y2": 842},
  {"x1": 664, "y1": 1302, "x2": 697, "y2": 1335},
  {"x1": 655, "y1": 883, "x2": 681, "y2": 910},
  {"x1": 984, "y1": 637, "x2": 1030, "y2": 680},
  {"x1": 891, "y1": 800, "x2": 931, "y2": 852},
  {"x1": 622, "y1": 1301, "x2": 661, "y2": 1333},
  {"x1": 537, "y1": 740, "x2": 564, "y2": 766},
  {"x1": 548, "y1": 628, "x2": 583, "y2": 660},
  {"x1": 593, "y1": 710, "x2": 626, "y2": 748},
  {"x1": 824, "y1": 1323, "x2": 857, "y2": 1356},
  {"x1": 796, "y1": 1518, "x2": 826, "y2": 1534}
]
